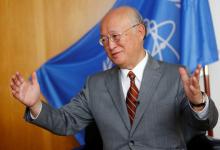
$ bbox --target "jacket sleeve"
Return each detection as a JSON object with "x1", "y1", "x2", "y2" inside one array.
[
  {"x1": 177, "y1": 73, "x2": 218, "y2": 131},
  {"x1": 24, "y1": 77, "x2": 94, "y2": 136}
]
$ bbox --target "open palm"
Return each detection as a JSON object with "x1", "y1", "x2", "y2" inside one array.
[
  {"x1": 179, "y1": 64, "x2": 203, "y2": 104},
  {"x1": 10, "y1": 72, "x2": 40, "y2": 107}
]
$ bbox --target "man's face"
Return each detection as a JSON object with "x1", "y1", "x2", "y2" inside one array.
[{"x1": 100, "y1": 13, "x2": 143, "y2": 69}]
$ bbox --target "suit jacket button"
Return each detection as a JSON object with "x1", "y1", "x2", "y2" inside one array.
[{"x1": 129, "y1": 140, "x2": 135, "y2": 146}]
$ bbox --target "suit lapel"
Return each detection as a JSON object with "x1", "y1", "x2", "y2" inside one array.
[
  {"x1": 105, "y1": 67, "x2": 131, "y2": 130},
  {"x1": 131, "y1": 56, "x2": 162, "y2": 134}
]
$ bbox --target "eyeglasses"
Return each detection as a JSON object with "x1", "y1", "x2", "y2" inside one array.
[{"x1": 99, "y1": 23, "x2": 140, "y2": 46}]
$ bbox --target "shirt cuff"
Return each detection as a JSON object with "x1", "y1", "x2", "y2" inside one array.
[
  {"x1": 30, "y1": 102, "x2": 42, "y2": 120},
  {"x1": 189, "y1": 93, "x2": 209, "y2": 120}
]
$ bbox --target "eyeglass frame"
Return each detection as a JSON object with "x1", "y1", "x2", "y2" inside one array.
[{"x1": 99, "y1": 23, "x2": 141, "y2": 47}]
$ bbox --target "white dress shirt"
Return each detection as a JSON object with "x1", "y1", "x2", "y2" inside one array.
[{"x1": 120, "y1": 53, "x2": 148, "y2": 99}]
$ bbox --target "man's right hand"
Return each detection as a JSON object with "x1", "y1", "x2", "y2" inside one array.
[{"x1": 10, "y1": 72, "x2": 42, "y2": 117}]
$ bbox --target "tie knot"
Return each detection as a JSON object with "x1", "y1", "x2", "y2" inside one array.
[{"x1": 128, "y1": 71, "x2": 136, "y2": 81}]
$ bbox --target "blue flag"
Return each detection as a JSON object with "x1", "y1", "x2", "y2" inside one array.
[
  {"x1": 180, "y1": 0, "x2": 218, "y2": 71},
  {"x1": 36, "y1": 0, "x2": 218, "y2": 145}
]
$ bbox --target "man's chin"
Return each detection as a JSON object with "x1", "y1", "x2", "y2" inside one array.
[{"x1": 113, "y1": 61, "x2": 127, "y2": 69}]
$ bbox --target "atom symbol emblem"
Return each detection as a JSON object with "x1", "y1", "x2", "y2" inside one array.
[{"x1": 144, "y1": 18, "x2": 180, "y2": 61}]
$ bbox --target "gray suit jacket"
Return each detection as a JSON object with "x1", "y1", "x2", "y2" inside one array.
[{"x1": 25, "y1": 56, "x2": 218, "y2": 150}]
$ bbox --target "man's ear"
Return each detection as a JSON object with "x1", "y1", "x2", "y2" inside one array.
[{"x1": 137, "y1": 24, "x2": 146, "y2": 40}]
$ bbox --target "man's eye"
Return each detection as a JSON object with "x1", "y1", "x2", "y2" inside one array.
[
  {"x1": 101, "y1": 37, "x2": 108, "y2": 43},
  {"x1": 111, "y1": 34, "x2": 120, "y2": 41}
]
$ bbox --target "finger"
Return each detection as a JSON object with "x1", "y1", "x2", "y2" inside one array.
[
  {"x1": 11, "y1": 73, "x2": 22, "y2": 86},
  {"x1": 10, "y1": 79, "x2": 21, "y2": 93},
  {"x1": 193, "y1": 64, "x2": 202, "y2": 80},
  {"x1": 11, "y1": 75, "x2": 20, "y2": 86},
  {"x1": 191, "y1": 76, "x2": 200, "y2": 89},
  {"x1": 15, "y1": 72, "x2": 24, "y2": 84},
  {"x1": 179, "y1": 67, "x2": 189, "y2": 83},
  {"x1": 189, "y1": 85, "x2": 201, "y2": 96},
  {"x1": 188, "y1": 75, "x2": 200, "y2": 93},
  {"x1": 32, "y1": 72, "x2": 39, "y2": 87},
  {"x1": 197, "y1": 64, "x2": 202, "y2": 70},
  {"x1": 10, "y1": 81, "x2": 17, "y2": 91}
]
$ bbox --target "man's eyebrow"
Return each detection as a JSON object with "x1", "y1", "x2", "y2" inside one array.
[
  {"x1": 100, "y1": 34, "x2": 106, "y2": 37},
  {"x1": 100, "y1": 30, "x2": 120, "y2": 36}
]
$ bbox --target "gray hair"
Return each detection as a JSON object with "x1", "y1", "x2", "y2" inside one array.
[
  {"x1": 130, "y1": 7, "x2": 147, "y2": 36},
  {"x1": 132, "y1": 8, "x2": 144, "y2": 24}
]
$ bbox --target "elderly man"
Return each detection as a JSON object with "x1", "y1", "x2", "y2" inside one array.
[{"x1": 11, "y1": 6, "x2": 218, "y2": 150}]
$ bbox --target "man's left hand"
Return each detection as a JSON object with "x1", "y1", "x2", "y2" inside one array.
[{"x1": 179, "y1": 64, "x2": 203, "y2": 105}]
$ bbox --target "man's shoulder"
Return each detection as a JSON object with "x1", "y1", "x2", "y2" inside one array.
[
  {"x1": 152, "y1": 59, "x2": 183, "y2": 75},
  {"x1": 159, "y1": 60, "x2": 183, "y2": 69},
  {"x1": 88, "y1": 66, "x2": 118, "y2": 80},
  {"x1": 147, "y1": 54, "x2": 183, "y2": 71}
]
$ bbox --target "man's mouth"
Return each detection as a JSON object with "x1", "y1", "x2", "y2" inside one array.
[{"x1": 112, "y1": 51, "x2": 121, "y2": 57}]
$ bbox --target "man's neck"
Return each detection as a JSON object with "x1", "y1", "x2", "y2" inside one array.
[{"x1": 124, "y1": 50, "x2": 146, "y2": 70}]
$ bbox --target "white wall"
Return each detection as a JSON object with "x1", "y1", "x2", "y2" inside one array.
[{"x1": 209, "y1": 0, "x2": 220, "y2": 137}]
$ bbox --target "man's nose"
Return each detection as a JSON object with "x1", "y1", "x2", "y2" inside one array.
[{"x1": 108, "y1": 39, "x2": 117, "y2": 50}]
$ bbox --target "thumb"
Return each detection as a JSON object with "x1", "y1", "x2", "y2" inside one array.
[{"x1": 31, "y1": 72, "x2": 39, "y2": 86}]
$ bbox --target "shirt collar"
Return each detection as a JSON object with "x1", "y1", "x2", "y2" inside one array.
[{"x1": 120, "y1": 52, "x2": 148, "y2": 82}]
